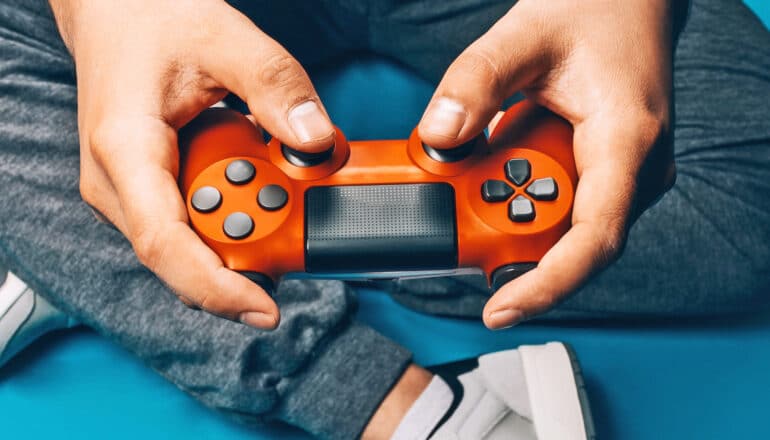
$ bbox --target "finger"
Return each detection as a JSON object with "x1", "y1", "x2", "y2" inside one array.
[
  {"x1": 244, "y1": 114, "x2": 258, "y2": 126},
  {"x1": 418, "y1": 8, "x2": 558, "y2": 148},
  {"x1": 200, "y1": 7, "x2": 334, "y2": 153},
  {"x1": 90, "y1": 116, "x2": 280, "y2": 329},
  {"x1": 487, "y1": 111, "x2": 505, "y2": 134},
  {"x1": 483, "y1": 119, "x2": 641, "y2": 329}
]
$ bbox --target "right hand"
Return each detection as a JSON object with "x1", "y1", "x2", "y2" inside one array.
[{"x1": 49, "y1": 0, "x2": 337, "y2": 329}]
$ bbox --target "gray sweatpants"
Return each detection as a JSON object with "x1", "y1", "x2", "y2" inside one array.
[{"x1": 1, "y1": 0, "x2": 768, "y2": 439}]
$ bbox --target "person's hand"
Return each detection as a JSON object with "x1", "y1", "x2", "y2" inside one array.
[
  {"x1": 418, "y1": 0, "x2": 678, "y2": 329},
  {"x1": 50, "y1": 0, "x2": 337, "y2": 329}
]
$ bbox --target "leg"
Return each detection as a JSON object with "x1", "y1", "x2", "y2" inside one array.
[
  {"x1": 0, "y1": 2, "x2": 411, "y2": 439},
  {"x1": 376, "y1": 0, "x2": 770, "y2": 318},
  {"x1": 227, "y1": 0, "x2": 365, "y2": 67}
]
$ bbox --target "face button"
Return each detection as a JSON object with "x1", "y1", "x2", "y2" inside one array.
[
  {"x1": 505, "y1": 159, "x2": 531, "y2": 186},
  {"x1": 422, "y1": 138, "x2": 477, "y2": 163},
  {"x1": 481, "y1": 179, "x2": 514, "y2": 203},
  {"x1": 509, "y1": 195, "x2": 535, "y2": 222},
  {"x1": 258, "y1": 184, "x2": 289, "y2": 211},
  {"x1": 281, "y1": 144, "x2": 335, "y2": 167},
  {"x1": 225, "y1": 160, "x2": 256, "y2": 185},
  {"x1": 191, "y1": 186, "x2": 222, "y2": 213},
  {"x1": 223, "y1": 212, "x2": 254, "y2": 240},
  {"x1": 526, "y1": 177, "x2": 558, "y2": 201}
]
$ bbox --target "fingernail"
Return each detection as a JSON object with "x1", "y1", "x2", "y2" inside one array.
[
  {"x1": 240, "y1": 311, "x2": 277, "y2": 329},
  {"x1": 488, "y1": 309, "x2": 524, "y2": 329},
  {"x1": 287, "y1": 101, "x2": 334, "y2": 144},
  {"x1": 421, "y1": 97, "x2": 467, "y2": 139}
]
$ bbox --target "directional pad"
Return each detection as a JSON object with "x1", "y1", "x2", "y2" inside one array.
[
  {"x1": 505, "y1": 159, "x2": 531, "y2": 186},
  {"x1": 481, "y1": 180, "x2": 514, "y2": 203},
  {"x1": 509, "y1": 196, "x2": 535, "y2": 223},
  {"x1": 526, "y1": 177, "x2": 558, "y2": 201}
]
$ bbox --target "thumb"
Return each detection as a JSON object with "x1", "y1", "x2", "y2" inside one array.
[
  {"x1": 418, "y1": 9, "x2": 555, "y2": 148},
  {"x1": 200, "y1": 7, "x2": 335, "y2": 152}
]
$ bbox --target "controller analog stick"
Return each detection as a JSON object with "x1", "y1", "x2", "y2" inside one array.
[
  {"x1": 281, "y1": 143, "x2": 335, "y2": 167},
  {"x1": 422, "y1": 138, "x2": 476, "y2": 163}
]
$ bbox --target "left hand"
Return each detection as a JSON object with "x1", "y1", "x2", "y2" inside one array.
[{"x1": 418, "y1": 0, "x2": 678, "y2": 329}]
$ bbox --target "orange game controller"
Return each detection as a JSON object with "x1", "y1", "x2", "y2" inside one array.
[{"x1": 178, "y1": 100, "x2": 577, "y2": 293}]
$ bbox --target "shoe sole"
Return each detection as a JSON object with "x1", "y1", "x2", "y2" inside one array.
[{"x1": 519, "y1": 342, "x2": 597, "y2": 440}]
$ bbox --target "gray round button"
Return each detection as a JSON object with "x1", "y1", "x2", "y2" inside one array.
[
  {"x1": 223, "y1": 212, "x2": 254, "y2": 240},
  {"x1": 225, "y1": 160, "x2": 256, "y2": 185},
  {"x1": 191, "y1": 186, "x2": 222, "y2": 213},
  {"x1": 258, "y1": 185, "x2": 289, "y2": 211}
]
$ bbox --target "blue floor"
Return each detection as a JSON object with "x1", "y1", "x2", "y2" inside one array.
[
  {"x1": 3, "y1": 290, "x2": 770, "y2": 439},
  {"x1": 1, "y1": 3, "x2": 768, "y2": 439}
]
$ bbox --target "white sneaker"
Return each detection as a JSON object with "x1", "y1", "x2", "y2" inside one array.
[
  {"x1": 0, "y1": 268, "x2": 76, "y2": 368},
  {"x1": 392, "y1": 342, "x2": 595, "y2": 440},
  {"x1": 516, "y1": 343, "x2": 595, "y2": 440}
]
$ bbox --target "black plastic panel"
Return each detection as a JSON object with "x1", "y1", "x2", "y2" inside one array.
[{"x1": 305, "y1": 183, "x2": 458, "y2": 272}]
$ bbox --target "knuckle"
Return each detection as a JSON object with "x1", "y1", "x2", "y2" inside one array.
[
  {"x1": 78, "y1": 177, "x2": 98, "y2": 206},
  {"x1": 451, "y1": 48, "x2": 504, "y2": 97},
  {"x1": 532, "y1": 291, "x2": 559, "y2": 314},
  {"x1": 198, "y1": 291, "x2": 231, "y2": 320},
  {"x1": 197, "y1": 292, "x2": 215, "y2": 313},
  {"x1": 177, "y1": 295, "x2": 200, "y2": 310},
  {"x1": 87, "y1": 120, "x2": 126, "y2": 165},
  {"x1": 632, "y1": 109, "x2": 669, "y2": 148},
  {"x1": 257, "y1": 53, "x2": 308, "y2": 92},
  {"x1": 131, "y1": 226, "x2": 167, "y2": 271}
]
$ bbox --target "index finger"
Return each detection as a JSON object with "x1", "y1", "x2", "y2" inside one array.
[{"x1": 92, "y1": 116, "x2": 280, "y2": 329}]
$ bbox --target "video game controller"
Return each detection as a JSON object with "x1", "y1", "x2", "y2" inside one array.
[{"x1": 178, "y1": 100, "x2": 577, "y2": 294}]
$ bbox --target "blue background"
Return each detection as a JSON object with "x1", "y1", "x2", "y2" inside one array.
[{"x1": 1, "y1": 2, "x2": 768, "y2": 439}]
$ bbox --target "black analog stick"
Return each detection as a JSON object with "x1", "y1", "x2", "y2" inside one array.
[
  {"x1": 422, "y1": 138, "x2": 477, "y2": 163},
  {"x1": 281, "y1": 143, "x2": 335, "y2": 167}
]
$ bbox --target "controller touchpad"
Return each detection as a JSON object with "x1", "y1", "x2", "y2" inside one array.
[{"x1": 305, "y1": 183, "x2": 457, "y2": 272}]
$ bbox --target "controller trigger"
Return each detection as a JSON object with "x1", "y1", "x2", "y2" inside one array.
[
  {"x1": 491, "y1": 263, "x2": 538, "y2": 291},
  {"x1": 239, "y1": 271, "x2": 275, "y2": 295}
]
